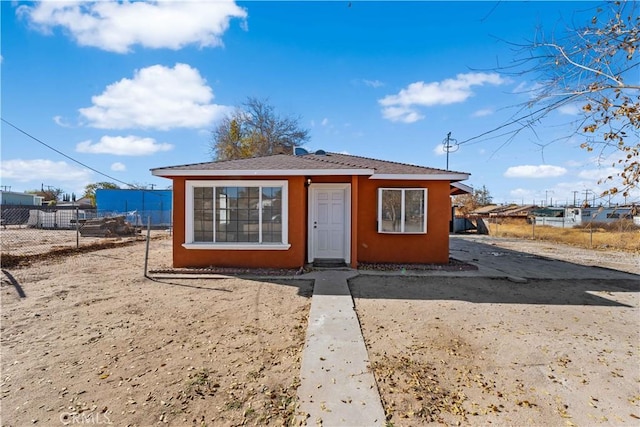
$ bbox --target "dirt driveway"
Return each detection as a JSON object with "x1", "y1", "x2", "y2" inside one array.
[{"x1": 351, "y1": 235, "x2": 639, "y2": 426}]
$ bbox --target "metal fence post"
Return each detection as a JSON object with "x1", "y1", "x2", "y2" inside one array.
[
  {"x1": 75, "y1": 206, "x2": 79, "y2": 248},
  {"x1": 532, "y1": 219, "x2": 535, "y2": 239},
  {"x1": 144, "y1": 216, "x2": 151, "y2": 278}
]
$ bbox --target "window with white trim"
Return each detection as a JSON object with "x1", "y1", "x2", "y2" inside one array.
[
  {"x1": 186, "y1": 180, "x2": 288, "y2": 248},
  {"x1": 378, "y1": 188, "x2": 427, "y2": 233}
]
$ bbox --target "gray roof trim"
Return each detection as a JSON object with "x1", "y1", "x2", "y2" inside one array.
[
  {"x1": 451, "y1": 182, "x2": 474, "y2": 193},
  {"x1": 151, "y1": 168, "x2": 374, "y2": 177},
  {"x1": 370, "y1": 173, "x2": 470, "y2": 181}
]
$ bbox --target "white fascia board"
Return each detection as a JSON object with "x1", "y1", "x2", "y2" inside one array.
[
  {"x1": 151, "y1": 168, "x2": 374, "y2": 177},
  {"x1": 451, "y1": 182, "x2": 473, "y2": 193},
  {"x1": 370, "y1": 173, "x2": 470, "y2": 181}
]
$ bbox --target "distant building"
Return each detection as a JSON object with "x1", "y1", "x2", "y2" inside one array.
[
  {"x1": 532, "y1": 206, "x2": 637, "y2": 228},
  {"x1": 0, "y1": 190, "x2": 44, "y2": 206},
  {"x1": 96, "y1": 189, "x2": 172, "y2": 227}
]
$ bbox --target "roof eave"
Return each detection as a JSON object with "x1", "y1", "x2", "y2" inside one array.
[
  {"x1": 450, "y1": 182, "x2": 474, "y2": 195},
  {"x1": 369, "y1": 173, "x2": 470, "y2": 181},
  {"x1": 151, "y1": 168, "x2": 375, "y2": 177}
]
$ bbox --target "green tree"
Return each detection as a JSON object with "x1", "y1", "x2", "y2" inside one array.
[
  {"x1": 83, "y1": 182, "x2": 120, "y2": 207},
  {"x1": 211, "y1": 97, "x2": 310, "y2": 160},
  {"x1": 499, "y1": 1, "x2": 639, "y2": 197}
]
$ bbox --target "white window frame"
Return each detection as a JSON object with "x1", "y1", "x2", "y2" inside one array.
[
  {"x1": 377, "y1": 188, "x2": 428, "y2": 234},
  {"x1": 184, "y1": 180, "x2": 290, "y2": 250}
]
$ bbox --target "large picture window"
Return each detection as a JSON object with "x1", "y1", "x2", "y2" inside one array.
[
  {"x1": 186, "y1": 181, "x2": 288, "y2": 249},
  {"x1": 378, "y1": 188, "x2": 427, "y2": 233}
]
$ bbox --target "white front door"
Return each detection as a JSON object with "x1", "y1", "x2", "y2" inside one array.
[{"x1": 309, "y1": 184, "x2": 350, "y2": 262}]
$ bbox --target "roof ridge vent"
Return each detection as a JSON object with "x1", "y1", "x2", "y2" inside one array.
[
  {"x1": 314, "y1": 149, "x2": 327, "y2": 155},
  {"x1": 294, "y1": 147, "x2": 309, "y2": 156}
]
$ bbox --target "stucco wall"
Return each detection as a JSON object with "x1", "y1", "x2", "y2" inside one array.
[
  {"x1": 168, "y1": 175, "x2": 453, "y2": 268},
  {"x1": 355, "y1": 177, "x2": 451, "y2": 264},
  {"x1": 171, "y1": 176, "x2": 307, "y2": 269}
]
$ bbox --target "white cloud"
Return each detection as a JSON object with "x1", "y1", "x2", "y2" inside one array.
[
  {"x1": 564, "y1": 159, "x2": 583, "y2": 168},
  {"x1": 76, "y1": 135, "x2": 173, "y2": 156},
  {"x1": 53, "y1": 115, "x2": 72, "y2": 127},
  {"x1": 506, "y1": 151, "x2": 640, "y2": 205},
  {"x1": 351, "y1": 78, "x2": 384, "y2": 88},
  {"x1": 363, "y1": 79, "x2": 384, "y2": 88},
  {"x1": 579, "y1": 150, "x2": 636, "y2": 183},
  {"x1": 558, "y1": 104, "x2": 581, "y2": 116},
  {"x1": 321, "y1": 118, "x2": 329, "y2": 126},
  {"x1": 509, "y1": 188, "x2": 534, "y2": 198},
  {"x1": 577, "y1": 167, "x2": 616, "y2": 181},
  {"x1": 17, "y1": 1, "x2": 247, "y2": 53},
  {"x1": 433, "y1": 144, "x2": 447, "y2": 156},
  {"x1": 1, "y1": 159, "x2": 92, "y2": 183},
  {"x1": 513, "y1": 81, "x2": 545, "y2": 98},
  {"x1": 379, "y1": 72, "x2": 506, "y2": 123},
  {"x1": 381, "y1": 106, "x2": 424, "y2": 124},
  {"x1": 79, "y1": 63, "x2": 232, "y2": 130},
  {"x1": 471, "y1": 108, "x2": 493, "y2": 118},
  {"x1": 111, "y1": 162, "x2": 126, "y2": 171},
  {"x1": 504, "y1": 164, "x2": 567, "y2": 178}
]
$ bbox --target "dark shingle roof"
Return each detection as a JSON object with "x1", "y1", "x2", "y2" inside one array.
[{"x1": 151, "y1": 152, "x2": 469, "y2": 180}]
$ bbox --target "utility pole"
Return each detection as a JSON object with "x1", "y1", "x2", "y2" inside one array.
[
  {"x1": 583, "y1": 189, "x2": 591, "y2": 207},
  {"x1": 572, "y1": 191, "x2": 579, "y2": 207},
  {"x1": 442, "y1": 132, "x2": 459, "y2": 171}
]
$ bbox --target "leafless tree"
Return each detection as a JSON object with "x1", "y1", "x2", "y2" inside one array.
[{"x1": 478, "y1": 1, "x2": 639, "y2": 197}]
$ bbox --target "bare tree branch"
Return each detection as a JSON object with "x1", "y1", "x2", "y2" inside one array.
[{"x1": 210, "y1": 97, "x2": 310, "y2": 160}]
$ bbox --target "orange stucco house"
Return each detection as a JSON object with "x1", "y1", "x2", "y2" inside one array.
[{"x1": 151, "y1": 151, "x2": 470, "y2": 269}]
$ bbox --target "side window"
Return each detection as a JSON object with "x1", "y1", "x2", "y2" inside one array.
[{"x1": 378, "y1": 188, "x2": 427, "y2": 234}]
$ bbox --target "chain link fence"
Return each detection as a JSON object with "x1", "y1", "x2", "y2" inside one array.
[{"x1": 0, "y1": 205, "x2": 172, "y2": 268}]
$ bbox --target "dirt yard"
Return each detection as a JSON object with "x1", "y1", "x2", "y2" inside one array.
[
  {"x1": 351, "y1": 235, "x2": 640, "y2": 426},
  {"x1": 1, "y1": 236, "x2": 312, "y2": 426},
  {"x1": 0, "y1": 227, "x2": 123, "y2": 258},
  {"x1": 1, "y1": 233, "x2": 638, "y2": 426},
  {"x1": 458, "y1": 234, "x2": 639, "y2": 275}
]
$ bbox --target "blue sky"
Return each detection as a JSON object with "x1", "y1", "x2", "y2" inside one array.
[{"x1": 2, "y1": 1, "x2": 638, "y2": 206}]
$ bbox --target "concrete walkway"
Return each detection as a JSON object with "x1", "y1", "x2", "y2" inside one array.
[{"x1": 297, "y1": 270, "x2": 386, "y2": 426}]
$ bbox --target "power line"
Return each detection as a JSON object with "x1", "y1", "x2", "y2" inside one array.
[
  {"x1": 2, "y1": 117, "x2": 135, "y2": 188},
  {"x1": 456, "y1": 94, "x2": 577, "y2": 146}
]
